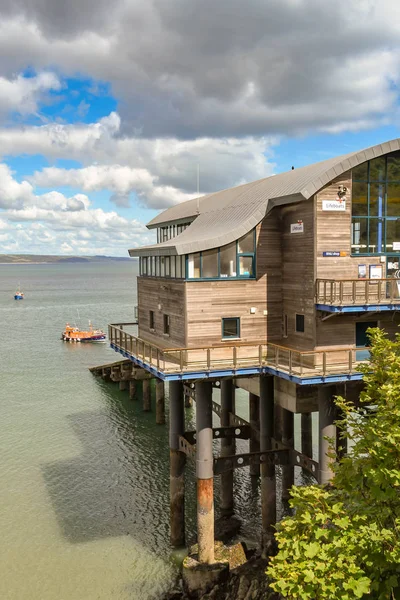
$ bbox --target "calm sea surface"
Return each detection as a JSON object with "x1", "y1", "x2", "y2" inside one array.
[{"x1": 0, "y1": 262, "x2": 316, "y2": 600}]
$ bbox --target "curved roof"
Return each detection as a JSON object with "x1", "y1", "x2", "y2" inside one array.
[{"x1": 129, "y1": 138, "x2": 400, "y2": 257}]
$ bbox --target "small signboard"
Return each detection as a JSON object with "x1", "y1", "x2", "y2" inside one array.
[
  {"x1": 322, "y1": 251, "x2": 347, "y2": 257},
  {"x1": 358, "y1": 264, "x2": 367, "y2": 279},
  {"x1": 393, "y1": 242, "x2": 400, "y2": 250},
  {"x1": 290, "y1": 222, "x2": 304, "y2": 233},
  {"x1": 369, "y1": 264, "x2": 383, "y2": 280},
  {"x1": 322, "y1": 199, "x2": 346, "y2": 211}
]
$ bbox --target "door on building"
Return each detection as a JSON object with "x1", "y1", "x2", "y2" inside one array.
[
  {"x1": 355, "y1": 321, "x2": 378, "y2": 361},
  {"x1": 386, "y1": 256, "x2": 400, "y2": 299}
]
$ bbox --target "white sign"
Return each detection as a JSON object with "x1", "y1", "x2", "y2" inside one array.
[
  {"x1": 290, "y1": 222, "x2": 304, "y2": 234},
  {"x1": 393, "y1": 242, "x2": 400, "y2": 250},
  {"x1": 369, "y1": 264, "x2": 383, "y2": 280},
  {"x1": 322, "y1": 200, "x2": 346, "y2": 211}
]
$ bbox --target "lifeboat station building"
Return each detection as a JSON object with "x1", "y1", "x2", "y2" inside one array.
[{"x1": 109, "y1": 139, "x2": 400, "y2": 564}]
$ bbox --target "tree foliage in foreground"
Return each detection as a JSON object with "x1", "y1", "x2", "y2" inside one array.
[{"x1": 267, "y1": 329, "x2": 400, "y2": 599}]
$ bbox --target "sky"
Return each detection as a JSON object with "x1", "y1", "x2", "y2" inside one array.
[{"x1": 0, "y1": 0, "x2": 400, "y2": 256}]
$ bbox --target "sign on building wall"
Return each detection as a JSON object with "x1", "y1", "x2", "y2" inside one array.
[
  {"x1": 369, "y1": 264, "x2": 383, "y2": 280},
  {"x1": 322, "y1": 199, "x2": 346, "y2": 211},
  {"x1": 290, "y1": 222, "x2": 304, "y2": 233},
  {"x1": 322, "y1": 251, "x2": 347, "y2": 257},
  {"x1": 393, "y1": 242, "x2": 400, "y2": 251},
  {"x1": 358, "y1": 264, "x2": 367, "y2": 279}
]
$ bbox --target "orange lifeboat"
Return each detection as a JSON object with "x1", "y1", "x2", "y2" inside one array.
[{"x1": 62, "y1": 321, "x2": 106, "y2": 343}]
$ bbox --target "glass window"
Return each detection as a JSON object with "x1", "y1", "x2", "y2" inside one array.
[
  {"x1": 160, "y1": 256, "x2": 165, "y2": 277},
  {"x1": 238, "y1": 230, "x2": 255, "y2": 253},
  {"x1": 239, "y1": 256, "x2": 254, "y2": 277},
  {"x1": 295, "y1": 314, "x2": 305, "y2": 333},
  {"x1": 149, "y1": 310, "x2": 155, "y2": 330},
  {"x1": 220, "y1": 242, "x2": 237, "y2": 277},
  {"x1": 202, "y1": 249, "x2": 218, "y2": 278},
  {"x1": 151, "y1": 256, "x2": 156, "y2": 276},
  {"x1": 176, "y1": 256, "x2": 182, "y2": 278},
  {"x1": 369, "y1": 183, "x2": 385, "y2": 217},
  {"x1": 142, "y1": 257, "x2": 147, "y2": 275},
  {"x1": 156, "y1": 256, "x2": 160, "y2": 277},
  {"x1": 222, "y1": 317, "x2": 240, "y2": 339},
  {"x1": 369, "y1": 156, "x2": 386, "y2": 182},
  {"x1": 369, "y1": 219, "x2": 384, "y2": 253},
  {"x1": 165, "y1": 256, "x2": 170, "y2": 277},
  {"x1": 387, "y1": 183, "x2": 400, "y2": 216},
  {"x1": 386, "y1": 220, "x2": 400, "y2": 252},
  {"x1": 353, "y1": 162, "x2": 368, "y2": 181},
  {"x1": 171, "y1": 256, "x2": 176, "y2": 278},
  {"x1": 387, "y1": 152, "x2": 400, "y2": 181},
  {"x1": 351, "y1": 218, "x2": 368, "y2": 253},
  {"x1": 352, "y1": 181, "x2": 368, "y2": 216},
  {"x1": 163, "y1": 314, "x2": 170, "y2": 335},
  {"x1": 283, "y1": 314, "x2": 288, "y2": 338},
  {"x1": 188, "y1": 253, "x2": 201, "y2": 278}
]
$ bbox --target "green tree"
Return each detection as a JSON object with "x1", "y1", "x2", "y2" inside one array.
[{"x1": 267, "y1": 328, "x2": 400, "y2": 599}]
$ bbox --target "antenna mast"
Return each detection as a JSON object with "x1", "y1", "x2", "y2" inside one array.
[{"x1": 196, "y1": 164, "x2": 200, "y2": 214}]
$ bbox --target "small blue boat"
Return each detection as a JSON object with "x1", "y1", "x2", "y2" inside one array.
[{"x1": 14, "y1": 288, "x2": 24, "y2": 300}]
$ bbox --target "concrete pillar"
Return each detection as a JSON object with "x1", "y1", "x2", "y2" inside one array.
[
  {"x1": 301, "y1": 412, "x2": 313, "y2": 459},
  {"x1": 156, "y1": 380, "x2": 165, "y2": 424},
  {"x1": 281, "y1": 408, "x2": 294, "y2": 500},
  {"x1": 259, "y1": 375, "x2": 276, "y2": 554},
  {"x1": 143, "y1": 379, "x2": 151, "y2": 412},
  {"x1": 195, "y1": 381, "x2": 214, "y2": 564},
  {"x1": 169, "y1": 381, "x2": 186, "y2": 547},
  {"x1": 129, "y1": 380, "x2": 137, "y2": 401},
  {"x1": 249, "y1": 392, "x2": 260, "y2": 478},
  {"x1": 119, "y1": 379, "x2": 127, "y2": 391},
  {"x1": 220, "y1": 379, "x2": 234, "y2": 517},
  {"x1": 318, "y1": 385, "x2": 337, "y2": 485}
]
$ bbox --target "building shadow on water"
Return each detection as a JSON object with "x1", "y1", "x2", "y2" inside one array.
[{"x1": 41, "y1": 383, "x2": 197, "y2": 554}]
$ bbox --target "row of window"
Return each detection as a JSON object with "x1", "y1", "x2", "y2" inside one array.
[
  {"x1": 139, "y1": 229, "x2": 256, "y2": 280},
  {"x1": 157, "y1": 222, "x2": 192, "y2": 243},
  {"x1": 351, "y1": 152, "x2": 400, "y2": 256},
  {"x1": 147, "y1": 312, "x2": 305, "y2": 339}
]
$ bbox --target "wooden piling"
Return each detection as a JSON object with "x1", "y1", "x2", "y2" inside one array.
[
  {"x1": 143, "y1": 379, "x2": 151, "y2": 412},
  {"x1": 156, "y1": 380, "x2": 165, "y2": 424},
  {"x1": 169, "y1": 381, "x2": 185, "y2": 547},
  {"x1": 281, "y1": 407, "x2": 294, "y2": 500},
  {"x1": 259, "y1": 375, "x2": 276, "y2": 554},
  {"x1": 220, "y1": 379, "x2": 234, "y2": 517},
  {"x1": 196, "y1": 380, "x2": 214, "y2": 564},
  {"x1": 249, "y1": 392, "x2": 260, "y2": 478},
  {"x1": 129, "y1": 380, "x2": 137, "y2": 401},
  {"x1": 119, "y1": 380, "x2": 127, "y2": 391}
]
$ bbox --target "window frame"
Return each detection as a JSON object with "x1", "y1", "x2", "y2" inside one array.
[
  {"x1": 149, "y1": 310, "x2": 155, "y2": 331},
  {"x1": 295, "y1": 313, "x2": 305, "y2": 333},
  {"x1": 163, "y1": 314, "x2": 170, "y2": 336},
  {"x1": 221, "y1": 317, "x2": 241, "y2": 340}
]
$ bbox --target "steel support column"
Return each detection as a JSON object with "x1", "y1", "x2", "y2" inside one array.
[
  {"x1": 281, "y1": 408, "x2": 294, "y2": 500},
  {"x1": 318, "y1": 385, "x2": 337, "y2": 485},
  {"x1": 259, "y1": 375, "x2": 276, "y2": 554},
  {"x1": 143, "y1": 379, "x2": 151, "y2": 412},
  {"x1": 220, "y1": 379, "x2": 235, "y2": 517},
  {"x1": 129, "y1": 380, "x2": 137, "y2": 401},
  {"x1": 249, "y1": 392, "x2": 260, "y2": 478},
  {"x1": 196, "y1": 380, "x2": 214, "y2": 564},
  {"x1": 156, "y1": 380, "x2": 165, "y2": 424},
  {"x1": 169, "y1": 381, "x2": 186, "y2": 547}
]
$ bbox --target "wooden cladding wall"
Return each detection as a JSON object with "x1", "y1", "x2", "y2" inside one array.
[
  {"x1": 315, "y1": 171, "x2": 383, "y2": 280},
  {"x1": 316, "y1": 313, "x2": 400, "y2": 349},
  {"x1": 185, "y1": 212, "x2": 283, "y2": 347},
  {"x1": 280, "y1": 199, "x2": 316, "y2": 350},
  {"x1": 137, "y1": 277, "x2": 186, "y2": 348}
]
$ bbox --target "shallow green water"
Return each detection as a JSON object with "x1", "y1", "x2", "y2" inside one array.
[{"x1": 0, "y1": 262, "x2": 316, "y2": 600}]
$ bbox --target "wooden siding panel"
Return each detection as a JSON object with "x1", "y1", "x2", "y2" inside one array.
[{"x1": 138, "y1": 277, "x2": 186, "y2": 348}]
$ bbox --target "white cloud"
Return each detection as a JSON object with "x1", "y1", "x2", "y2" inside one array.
[{"x1": 0, "y1": 71, "x2": 60, "y2": 117}]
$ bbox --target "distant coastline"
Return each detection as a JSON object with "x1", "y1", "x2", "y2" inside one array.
[{"x1": 0, "y1": 254, "x2": 133, "y2": 264}]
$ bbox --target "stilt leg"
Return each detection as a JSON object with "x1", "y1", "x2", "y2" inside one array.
[
  {"x1": 129, "y1": 380, "x2": 137, "y2": 401},
  {"x1": 249, "y1": 392, "x2": 260, "y2": 478},
  {"x1": 220, "y1": 379, "x2": 234, "y2": 517},
  {"x1": 169, "y1": 381, "x2": 185, "y2": 547},
  {"x1": 281, "y1": 408, "x2": 294, "y2": 500},
  {"x1": 318, "y1": 385, "x2": 337, "y2": 485},
  {"x1": 156, "y1": 380, "x2": 165, "y2": 424},
  {"x1": 301, "y1": 412, "x2": 313, "y2": 459},
  {"x1": 260, "y1": 375, "x2": 276, "y2": 555},
  {"x1": 196, "y1": 381, "x2": 214, "y2": 564},
  {"x1": 143, "y1": 379, "x2": 151, "y2": 412},
  {"x1": 119, "y1": 380, "x2": 127, "y2": 391}
]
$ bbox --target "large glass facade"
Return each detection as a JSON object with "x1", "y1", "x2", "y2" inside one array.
[
  {"x1": 352, "y1": 151, "x2": 400, "y2": 254},
  {"x1": 139, "y1": 255, "x2": 186, "y2": 278},
  {"x1": 156, "y1": 221, "x2": 192, "y2": 243},
  {"x1": 186, "y1": 230, "x2": 256, "y2": 280}
]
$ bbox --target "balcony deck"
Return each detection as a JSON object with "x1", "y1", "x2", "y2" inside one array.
[
  {"x1": 109, "y1": 324, "x2": 367, "y2": 385},
  {"x1": 316, "y1": 278, "x2": 400, "y2": 312}
]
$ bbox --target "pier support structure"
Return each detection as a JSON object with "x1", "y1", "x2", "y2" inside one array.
[
  {"x1": 129, "y1": 380, "x2": 137, "y2": 401},
  {"x1": 156, "y1": 380, "x2": 165, "y2": 424},
  {"x1": 259, "y1": 375, "x2": 276, "y2": 554},
  {"x1": 119, "y1": 380, "x2": 127, "y2": 391},
  {"x1": 280, "y1": 407, "x2": 294, "y2": 500},
  {"x1": 249, "y1": 393, "x2": 260, "y2": 479},
  {"x1": 220, "y1": 379, "x2": 235, "y2": 517},
  {"x1": 195, "y1": 381, "x2": 214, "y2": 564},
  {"x1": 301, "y1": 412, "x2": 313, "y2": 460},
  {"x1": 143, "y1": 379, "x2": 151, "y2": 412},
  {"x1": 318, "y1": 385, "x2": 337, "y2": 485},
  {"x1": 169, "y1": 381, "x2": 186, "y2": 547}
]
